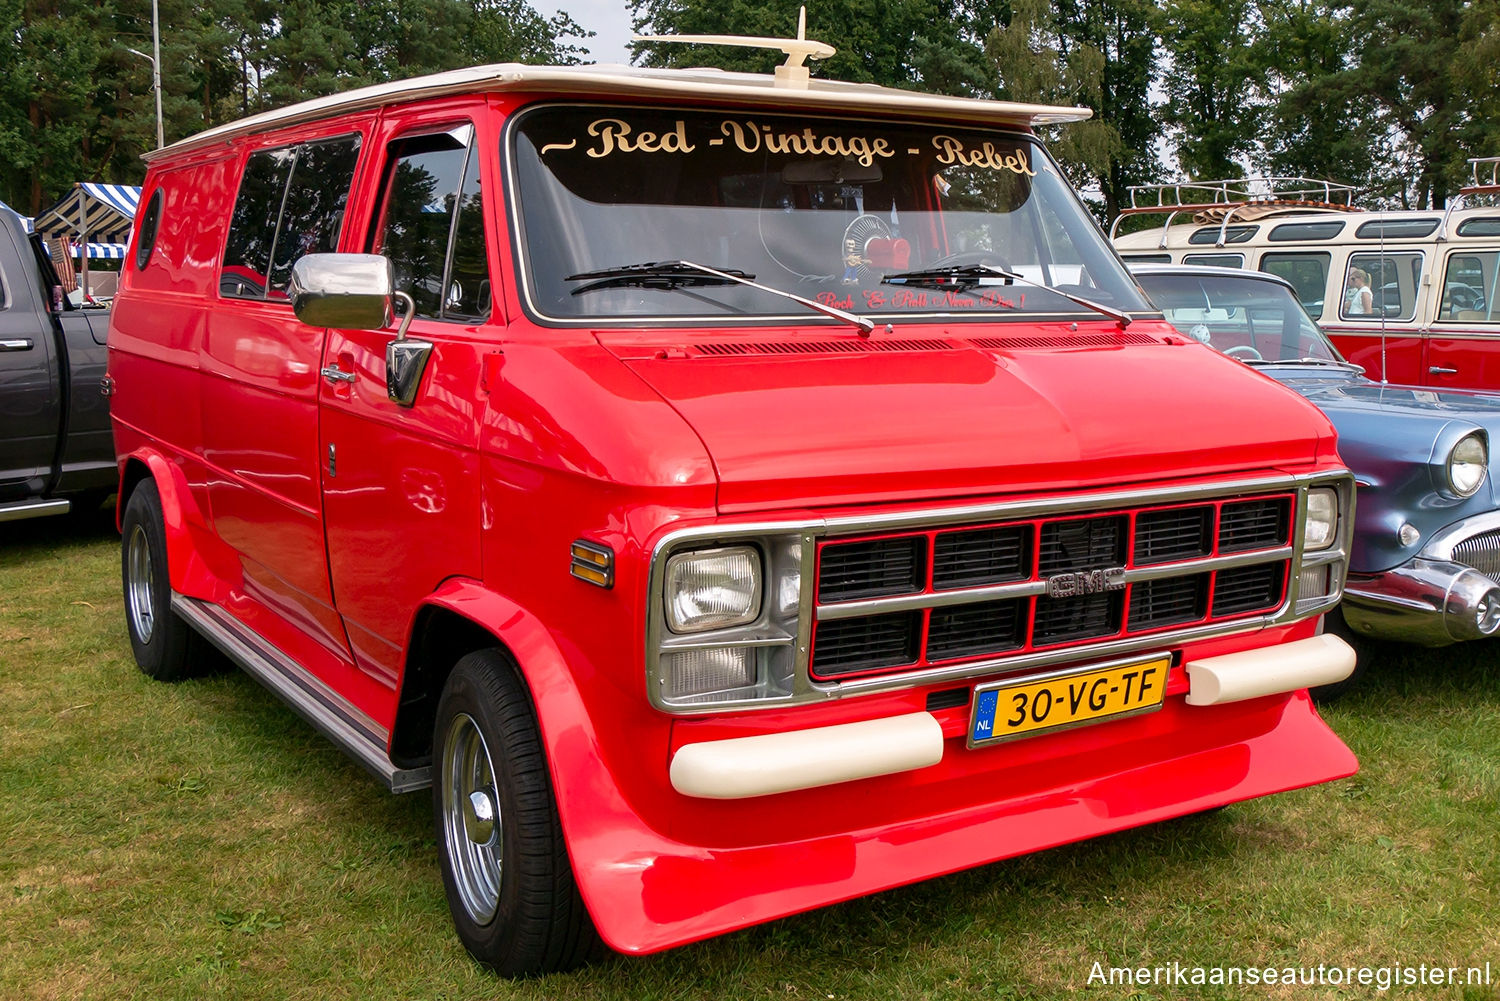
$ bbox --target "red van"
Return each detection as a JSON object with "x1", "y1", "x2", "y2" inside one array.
[{"x1": 109, "y1": 60, "x2": 1359, "y2": 974}]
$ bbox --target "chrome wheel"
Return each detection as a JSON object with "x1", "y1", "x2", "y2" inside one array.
[
  {"x1": 125, "y1": 524, "x2": 156, "y2": 644},
  {"x1": 441, "y1": 712, "x2": 501, "y2": 925}
]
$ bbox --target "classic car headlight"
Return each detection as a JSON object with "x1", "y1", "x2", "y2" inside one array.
[
  {"x1": 1302, "y1": 487, "x2": 1338, "y2": 550},
  {"x1": 653, "y1": 535, "x2": 803, "y2": 709},
  {"x1": 1446, "y1": 433, "x2": 1488, "y2": 498},
  {"x1": 664, "y1": 546, "x2": 762, "y2": 633}
]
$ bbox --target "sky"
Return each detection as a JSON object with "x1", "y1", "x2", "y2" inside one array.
[{"x1": 563, "y1": 0, "x2": 635, "y2": 64}]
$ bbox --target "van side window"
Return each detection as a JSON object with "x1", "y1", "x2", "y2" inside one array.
[
  {"x1": 267, "y1": 137, "x2": 362, "y2": 294},
  {"x1": 1260, "y1": 252, "x2": 1330, "y2": 317},
  {"x1": 1183, "y1": 253, "x2": 1243, "y2": 268},
  {"x1": 223, "y1": 149, "x2": 294, "y2": 298},
  {"x1": 1188, "y1": 225, "x2": 1257, "y2": 245},
  {"x1": 1344, "y1": 252, "x2": 1422, "y2": 321},
  {"x1": 221, "y1": 135, "x2": 361, "y2": 300},
  {"x1": 1440, "y1": 252, "x2": 1498, "y2": 323},
  {"x1": 370, "y1": 124, "x2": 490, "y2": 322},
  {"x1": 134, "y1": 189, "x2": 163, "y2": 271}
]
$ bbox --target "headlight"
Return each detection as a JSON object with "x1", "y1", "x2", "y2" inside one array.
[
  {"x1": 1302, "y1": 488, "x2": 1338, "y2": 551},
  {"x1": 664, "y1": 546, "x2": 762, "y2": 633},
  {"x1": 662, "y1": 647, "x2": 757, "y2": 701},
  {"x1": 1446, "y1": 433, "x2": 1488, "y2": 498}
]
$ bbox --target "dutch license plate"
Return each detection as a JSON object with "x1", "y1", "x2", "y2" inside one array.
[{"x1": 968, "y1": 653, "x2": 1170, "y2": 747}]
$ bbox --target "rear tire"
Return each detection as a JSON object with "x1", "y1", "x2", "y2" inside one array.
[
  {"x1": 120, "y1": 480, "x2": 202, "y2": 681},
  {"x1": 432, "y1": 649, "x2": 602, "y2": 976}
]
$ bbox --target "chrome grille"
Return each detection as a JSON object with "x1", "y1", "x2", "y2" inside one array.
[
  {"x1": 817, "y1": 537, "x2": 926, "y2": 602},
  {"x1": 1452, "y1": 529, "x2": 1500, "y2": 581},
  {"x1": 932, "y1": 526, "x2": 1030, "y2": 590},
  {"x1": 928, "y1": 599, "x2": 1025, "y2": 661},
  {"x1": 1033, "y1": 590, "x2": 1124, "y2": 646},
  {"x1": 811, "y1": 492, "x2": 1295, "y2": 680},
  {"x1": 810, "y1": 612, "x2": 921, "y2": 675},
  {"x1": 1129, "y1": 574, "x2": 1210, "y2": 630},
  {"x1": 1212, "y1": 563, "x2": 1287, "y2": 616},
  {"x1": 1039, "y1": 516, "x2": 1127, "y2": 574},
  {"x1": 1135, "y1": 507, "x2": 1213, "y2": 564},
  {"x1": 1220, "y1": 498, "x2": 1290, "y2": 552}
]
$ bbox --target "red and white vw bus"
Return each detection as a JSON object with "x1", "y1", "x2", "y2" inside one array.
[
  {"x1": 108, "y1": 59, "x2": 1358, "y2": 973},
  {"x1": 1114, "y1": 164, "x2": 1500, "y2": 388}
]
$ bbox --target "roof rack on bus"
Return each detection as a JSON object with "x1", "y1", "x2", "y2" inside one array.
[
  {"x1": 1109, "y1": 177, "x2": 1361, "y2": 245},
  {"x1": 1434, "y1": 157, "x2": 1500, "y2": 241},
  {"x1": 1462, "y1": 157, "x2": 1500, "y2": 197}
]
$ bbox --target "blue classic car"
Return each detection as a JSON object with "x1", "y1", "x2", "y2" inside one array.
[{"x1": 1131, "y1": 264, "x2": 1500, "y2": 651}]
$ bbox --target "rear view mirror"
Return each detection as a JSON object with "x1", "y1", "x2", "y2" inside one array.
[
  {"x1": 781, "y1": 157, "x2": 883, "y2": 185},
  {"x1": 288, "y1": 253, "x2": 393, "y2": 330}
]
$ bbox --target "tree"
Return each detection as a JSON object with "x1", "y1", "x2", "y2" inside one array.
[
  {"x1": 0, "y1": 0, "x2": 591, "y2": 212},
  {"x1": 1252, "y1": 0, "x2": 1385, "y2": 188},
  {"x1": 467, "y1": 0, "x2": 591, "y2": 66},
  {"x1": 1157, "y1": 0, "x2": 1261, "y2": 182},
  {"x1": 1347, "y1": 0, "x2": 1492, "y2": 206},
  {"x1": 987, "y1": 0, "x2": 1120, "y2": 189},
  {"x1": 1251, "y1": 0, "x2": 1500, "y2": 208},
  {"x1": 1048, "y1": 0, "x2": 1160, "y2": 220},
  {"x1": 0, "y1": 0, "x2": 106, "y2": 212}
]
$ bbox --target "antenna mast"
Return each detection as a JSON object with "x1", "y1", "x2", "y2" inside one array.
[{"x1": 634, "y1": 5, "x2": 836, "y2": 90}]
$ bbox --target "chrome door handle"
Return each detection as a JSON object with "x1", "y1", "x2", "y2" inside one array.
[
  {"x1": 0, "y1": 338, "x2": 34, "y2": 351},
  {"x1": 320, "y1": 365, "x2": 356, "y2": 384},
  {"x1": 1430, "y1": 366, "x2": 1459, "y2": 375}
]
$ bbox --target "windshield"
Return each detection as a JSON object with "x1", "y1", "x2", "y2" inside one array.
[
  {"x1": 1133, "y1": 271, "x2": 1343, "y2": 364},
  {"x1": 508, "y1": 105, "x2": 1150, "y2": 323}
]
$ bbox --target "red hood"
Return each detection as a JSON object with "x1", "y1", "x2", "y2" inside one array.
[{"x1": 601, "y1": 327, "x2": 1336, "y2": 512}]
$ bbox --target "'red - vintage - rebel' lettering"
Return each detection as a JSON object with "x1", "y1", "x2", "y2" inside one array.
[
  {"x1": 718, "y1": 119, "x2": 893, "y2": 166},
  {"x1": 931, "y1": 134, "x2": 1035, "y2": 175},
  {"x1": 584, "y1": 117, "x2": 697, "y2": 157}
]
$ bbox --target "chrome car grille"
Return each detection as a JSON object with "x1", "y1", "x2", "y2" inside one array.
[
  {"x1": 811, "y1": 494, "x2": 1294, "y2": 679},
  {"x1": 1452, "y1": 529, "x2": 1500, "y2": 581}
]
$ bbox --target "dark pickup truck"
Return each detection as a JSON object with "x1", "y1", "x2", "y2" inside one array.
[{"x1": 1, "y1": 200, "x2": 115, "y2": 522}]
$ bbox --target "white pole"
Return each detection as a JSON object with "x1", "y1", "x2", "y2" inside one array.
[{"x1": 151, "y1": 0, "x2": 163, "y2": 149}]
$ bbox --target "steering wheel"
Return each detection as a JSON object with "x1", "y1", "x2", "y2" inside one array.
[
  {"x1": 841, "y1": 214, "x2": 892, "y2": 283},
  {"x1": 926, "y1": 250, "x2": 1013, "y2": 272},
  {"x1": 1224, "y1": 344, "x2": 1263, "y2": 361}
]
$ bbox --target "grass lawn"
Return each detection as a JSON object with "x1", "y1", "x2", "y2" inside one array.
[{"x1": 2, "y1": 510, "x2": 1498, "y2": 1000}]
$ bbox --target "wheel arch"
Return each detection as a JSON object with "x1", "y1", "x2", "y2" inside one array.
[
  {"x1": 391, "y1": 579, "x2": 609, "y2": 783},
  {"x1": 389, "y1": 577, "x2": 643, "y2": 944},
  {"x1": 116, "y1": 449, "x2": 219, "y2": 598},
  {"x1": 390, "y1": 596, "x2": 507, "y2": 768}
]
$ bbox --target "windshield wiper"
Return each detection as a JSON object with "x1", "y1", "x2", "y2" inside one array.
[
  {"x1": 566, "y1": 261, "x2": 754, "y2": 294},
  {"x1": 882, "y1": 265, "x2": 1132, "y2": 328},
  {"x1": 1243, "y1": 357, "x2": 1363, "y2": 371},
  {"x1": 566, "y1": 260, "x2": 875, "y2": 336}
]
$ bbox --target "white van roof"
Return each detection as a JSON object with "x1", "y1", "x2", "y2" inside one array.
[{"x1": 145, "y1": 62, "x2": 1093, "y2": 163}]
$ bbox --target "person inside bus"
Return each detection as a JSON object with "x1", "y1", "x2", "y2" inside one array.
[{"x1": 1344, "y1": 267, "x2": 1374, "y2": 315}]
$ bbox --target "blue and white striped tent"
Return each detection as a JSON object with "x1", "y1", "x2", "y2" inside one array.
[
  {"x1": 73, "y1": 241, "x2": 129, "y2": 259},
  {"x1": 32, "y1": 182, "x2": 142, "y2": 247}
]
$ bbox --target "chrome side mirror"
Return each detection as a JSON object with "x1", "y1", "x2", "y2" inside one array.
[
  {"x1": 385, "y1": 292, "x2": 431, "y2": 407},
  {"x1": 288, "y1": 253, "x2": 394, "y2": 330},
  {"x1": 289, "y1": 254, "x2": 432, "y2": 409}
]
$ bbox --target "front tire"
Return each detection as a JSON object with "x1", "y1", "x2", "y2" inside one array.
[
  {"x1": 120, "y1": 480, "x2": 202, "y2": 681},
  {"x1": 1312, "y1": 608, "x2": 1368, "y2": 702},
  {"x1": 432, "y1": 649, "x2": 601, "y2": 975}
]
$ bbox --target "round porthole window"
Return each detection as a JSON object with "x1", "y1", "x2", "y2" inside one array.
[{"x1": 134, "y1": 189, "x2": 163, "y2": 271}]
